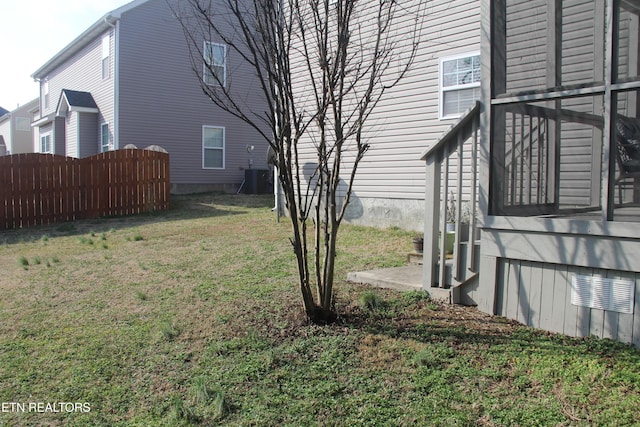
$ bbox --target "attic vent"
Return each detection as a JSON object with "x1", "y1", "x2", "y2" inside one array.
[{"x1": 571, "y1": 275, "x2": 635, "y2": 314}]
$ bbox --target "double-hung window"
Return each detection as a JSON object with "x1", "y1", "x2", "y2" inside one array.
[
  {"x1": 43, "y1": 81, "x2": 50, "y2": 110},
  {"x1": 101, "y1": 123, "x2": 110, "y2": 152},
  {"x1": 204, "y1": 42, "x2": 227, "y2": 86},
  {"x1": 40, "y1": 133, "x2": 52, "y2": 153},
  {"x1": 16, "y1": 118, "x2": 30, "y2": 132},
  {"x1": 203, "y1": 126, "x2": 225, "y2": 169},
  {"x1": 440, "y1": 53, "x2": 481, "y2": 119},
  {"x1": 102, "y1": 35, "x2": 110, "y2": 80}
]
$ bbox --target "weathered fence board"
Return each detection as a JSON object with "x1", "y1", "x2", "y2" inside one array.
[{"x1": 0, "y1": 149, "x2": 169, "y2": 230}]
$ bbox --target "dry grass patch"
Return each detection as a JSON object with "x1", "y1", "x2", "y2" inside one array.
[{"x1": 0, "y1": 193, "x2": 638, "y2": 426}]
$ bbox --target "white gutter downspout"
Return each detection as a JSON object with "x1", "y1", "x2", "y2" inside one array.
[{"x1": 104, "y1": 17, "x2": 119, "y2": 150}]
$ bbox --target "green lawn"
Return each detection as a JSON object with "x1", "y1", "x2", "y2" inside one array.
[{"x1": 0, "y1": 193, "x2": 638, "y2": 426}]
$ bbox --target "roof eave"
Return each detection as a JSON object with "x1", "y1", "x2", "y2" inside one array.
[
  {"x1": 70, "y1": 106, "x2": 100, "y2": 114},
  {"x1": 32, "y1": 114, "x2": 56, "y2": 127},
  {"x1": 31, "y1": 14, "x2": 118, "y2": 80},
  {"x1": 31, "y1": 0, "x2": 154, "y2": 80}
]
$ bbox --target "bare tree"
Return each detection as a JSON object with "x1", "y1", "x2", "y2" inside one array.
[{"x1": 171, "y1": 0, "x2": 422, "y2": 323}]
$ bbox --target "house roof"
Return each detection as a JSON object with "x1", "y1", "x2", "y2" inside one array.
[
  {"x1": 57, "y1": 90, "x2": 99, "y2": 115},
  {"x1": 31, "y1": 0, "x2": 152, "y2": 80},
  {"x1": 0, "y1": 106, "x2": 8, "y2": 117}
]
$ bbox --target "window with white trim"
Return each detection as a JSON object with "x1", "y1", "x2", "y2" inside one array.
[
  {"x1": 40, "y1": 132, "x2": 52, "y2": 153},
  {"x1": 16, "y1": 117, "x2": 30, "y2": 132},
  {"x1": 204, "y1": 42, "x2": 226, "y2": 86},
  {"x1": 43, "y1": 80, "x2": 50, "y2": 110},
  {"x1": 440, "y1": 53, "x2": 480, "y2": 119},
  {"x1": 102, "y1": 35, "x2": 110, "y2": 80},
  {"x1": 101, "y1": 123, "x2": 110, "y2": 152},
  {"x1": 202, "y1": 126, "x2": 225, "y2": 169}
]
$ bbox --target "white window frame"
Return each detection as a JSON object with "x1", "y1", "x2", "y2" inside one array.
[
  {"x1": 16, "y1": 117, "x2": 30, "y2": 132},
  {"x1": 101, "y1": 123, "x2": 111, "y2": 152},
  {"x1": 203, "y1": 42, "x2": 227, "y2": 86},
  {"x1": 202, "y1": 125, "x2": 225, "y2": 170},
  {"x1": 102, "y1": 35, "x2": 110, "y2": 80},
  {"x1": 40, "y1": 132, "x2": 52, "y2": 154},
  {"x1": 439, "y1": 51, "x2": 481, "y2": 120},
  {"x1": 43, "y1": 80, "x2": 50, "y2": 110}
]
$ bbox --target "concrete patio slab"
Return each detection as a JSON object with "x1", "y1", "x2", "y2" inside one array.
[{"x1": 347, "y1": 265, "x2": 452, "y2": 302}]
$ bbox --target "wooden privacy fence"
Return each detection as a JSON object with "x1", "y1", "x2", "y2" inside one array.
[{"x1": 0, "y1": 149, "x2": 170, "y2": 230}]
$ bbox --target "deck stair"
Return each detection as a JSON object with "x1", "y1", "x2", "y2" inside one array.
[{"x1": 419, "y1": 102, "x2": 482, "y2": 305}]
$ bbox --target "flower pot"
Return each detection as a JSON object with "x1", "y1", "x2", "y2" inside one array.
[{"x1": 445, "y1": 231, "x2": 455, "y2": 254}]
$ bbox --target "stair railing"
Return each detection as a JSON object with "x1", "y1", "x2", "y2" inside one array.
[{"x1": 421, "y1": 102, "x2": 481, "y2": 288}]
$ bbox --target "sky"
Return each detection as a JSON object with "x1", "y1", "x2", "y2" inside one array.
[{"x1": 0, "y1": 0, "x2": 131, "y2": 111}]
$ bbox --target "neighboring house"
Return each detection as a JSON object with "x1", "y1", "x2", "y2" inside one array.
[
  {"x1": 288, "y1": 0, "x2": 481, "y2": 231},
  {"x1": 0, "y1": 99, "x2": 38, "y2": 155},
  {"x1": 0, "y1": 107, "x2": 8, "y2": 155},
  {"x1": 423, "y1": 0, "x2": 640, "y2": 347},
  {"x1": 31, "y1": 0, "x2": 269, "y2": 193}
]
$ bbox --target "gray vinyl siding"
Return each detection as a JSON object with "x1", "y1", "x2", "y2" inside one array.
[
  {"x1": 505, "y1": 0, "x2": 548, "y2": 94},
  {"x1": 495, "y1": 258, "x2": 640, "y2": 347},
  {"x1": 476, "y1": 223, "x2": 640, "y2": 347},
  {"x1": 117, "y1": 0, "x2": 269, "y2": 187},
  {"x1": 79, "y1": 113, "x2": 98, "y2": 158},
  {"x1": 292, "y1": 0, "x2": 480, "y2": 202},
  {"x1": 54, "y1": 118, "x2": 66, "y2": 156},
  {"x1": 0, "y1": 119, "x2": 11, "y2": 153},
  {"x1": 37, "y1": 28, "x2": 115, "y2": 156},
  {"x1": 66, "y1": 114, "x2": 77, "y2": 157},
  {"x1": 0, "y1": 99, "x2": 38, "y2": 155}
]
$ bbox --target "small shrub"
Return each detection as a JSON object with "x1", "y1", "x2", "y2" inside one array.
[
  {"x1": 191, "y1": 376, "x2": 210, "y2": 405},
  {"x1": 32, "y1": 257, "x2": 41, "y2": 265},
  {"x1": 51, "y1": 256, "x2": 60, "y2": 264},
  {"x1": 40, "y1": 235, "x2": 49, "y2": 243},
  {"x1": 210, "y1": 391, "x2": 227, "y2": 421},
  {"x1": 359, "y1": 291, "x2": 385, "y2": 312},
  {"x1": 170, "y1": 395, "x2": 195, "y2": 423},
  {"x1": 401, "y1": 290, "x2": 431, "y2": 305},
  {"x1": 18, "y1": 256, "x2": 29, "y2": 269},
  {"x1": 77, "y1": 236, "x2": 94, "y2": 245},
  {"x1": 160, "y1": 321, "x2": 180, "y2": 341},
  {"x1": 189, "y1": 377, "x2": 227, "y2": 421},
  {"x1": 133, "y1": 234, "x2": 144, "y2": 241}
]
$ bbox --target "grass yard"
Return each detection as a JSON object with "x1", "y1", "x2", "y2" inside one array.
[{"x1": 0, "y1": 193, "x2": 639, "y2": 426}]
